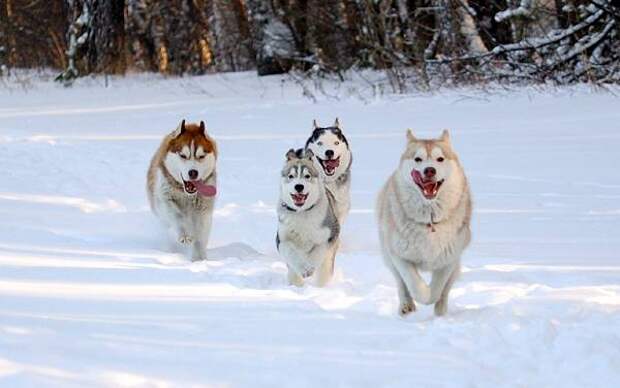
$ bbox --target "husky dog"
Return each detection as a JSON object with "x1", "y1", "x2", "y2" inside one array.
[
  {"x1": 147, "y1": 120, "x2": 218, "y2": 261},
  {"x1": 305, "y1": 118, "x2": 352, "y2": 225},
  {"x1": 276, "y1": 149, "x2": 340, "y2": 287},
  {"x1": 376, "y1": 129, "x2": 472, "y2": 316}
]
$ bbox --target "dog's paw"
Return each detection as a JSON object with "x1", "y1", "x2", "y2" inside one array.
[
  {"x1": 178, "y1": 235, "x2": 194, "y2": 245},
  {"x1": 191, "y1": 246, "x2": 207, "y2": 262},
  {"x1": 434, "y1": 299, "x2": 448, "y2": 317},
  {"x1": 399, "y1": 301, "x2": 416, "y2": 316},
  {"x1": 287, "y1": 271, "x2": 304, "y2": 287},
  {"x1": 301, "y1": 267, "x2": 315, "y2": 279}
]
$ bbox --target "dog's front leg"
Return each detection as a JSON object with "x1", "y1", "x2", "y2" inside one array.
[
  {"x1": 391, "y1": 255, "x2": 433, "y2": 305},
  {"x1": 160, "y1": 199, "x2": 192, "y2": 245},
  {"x1": 190, "y1": 212, "x2": 213, "y2": 261},
  {"x1": 429, "y1": 261, "x2": 459, "y2": 303},
  {"x1": 279, "y1": 242, "x2": 313, "y2": 284},
  {"x1": 286, "y1": 265, "x2": 304, "y2": 287},
  {"x1": 382, "y1": 253, "x2": 415, "y2": 315},
  {"x1": 314, "y1": 239, "x2": 339, "y2": 287},
  {"x1": 432, "y1": 261, "x2": 460, "y2": 316}
]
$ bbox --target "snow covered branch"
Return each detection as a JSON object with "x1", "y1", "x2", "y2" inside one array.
[
  {"x1": 495, "y1": 0, "x2": 534, "y2": 23},
  {"x1": 491, "y1": 8, "x2": 606, "y2": 54}
]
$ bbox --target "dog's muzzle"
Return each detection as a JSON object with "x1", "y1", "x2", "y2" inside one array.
[
  {"x1": 411, "y1": 169, "x2": 443, "y2": 200},
  {"x1": 290, "y1": 192, "x2": 308, "y2": 207},
  {"x1": 182, "y1": 176, "x2": 217, "y2": 197},
  {"x1": 318, "y1": 156, "x2": 340, "y2": 176}
]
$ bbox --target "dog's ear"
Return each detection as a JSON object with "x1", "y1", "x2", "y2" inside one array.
[
  {"x1": 285, "y1": 149, "x2": 297, "y2": 161},
  {"x1": 304, "y1": 149, "x2": 315, "y2": 160},
  {"x1": 334, "y1": 118, "x2": 340, "y2": 128},
  {"x1": 406, "y1": 129, "x2": 417, "y2": 143},
  {"x1": 440, "y1": 129, "x2": 450, "y2": 143},
  {"x1": 312, "y1": 119, "x2": 319, "y2": 129},
  {"x1": 173, "y1": 119, "x2": 186, "y2": 137},
  {"x1": 199, "y1": 120, "x2": 206, "y2": 134}
]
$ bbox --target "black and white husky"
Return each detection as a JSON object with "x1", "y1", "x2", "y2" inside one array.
[
  {"x1": 305, "y1": 119, "x2": 352, "y2": 225},
  {"x1": 276, "y1": 149, "x2": 340, "y2": 287}
]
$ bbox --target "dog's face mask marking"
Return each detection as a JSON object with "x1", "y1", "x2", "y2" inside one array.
[
  {"x1": 164, "y1": 120, "x2": 217, "y2": 196},
  {"x1": 306, "y1": 120, "x2": 351, "y2": 179},
  {"x1": 281, "y1": 149, "x2": 321, "y2": 210},
  {"x1": 399, "y1": 129, "x2": 457, "y2": 200}
]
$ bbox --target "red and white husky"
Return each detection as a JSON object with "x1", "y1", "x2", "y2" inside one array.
[{"x1": 147, "y1": 120, "x2": 218, "y2": 261}]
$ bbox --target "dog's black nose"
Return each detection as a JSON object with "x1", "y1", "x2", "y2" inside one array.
[
  {"x1": 294, "y1": 184, "x2": 304, "y2": 193},
  {"x1": 424, "y1": 167, "x2": 436, "y2": 178},
  {"x1": 188, "y1": 169, "x2": 199, "y2": 180},
  {"x1": 325, "y1": 150, "x2": 334, "y2": 159}
]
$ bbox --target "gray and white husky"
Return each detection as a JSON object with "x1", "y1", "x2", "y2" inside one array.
[
  {"x1": 276, "y1": 149, "x2": 340, "y2": 287},
  {"x1": 376, "y1": 129, "x2": 472, "y2": 316},
  {"x1": 305, "y1": 118, "x2": 352, "y2": 225}
]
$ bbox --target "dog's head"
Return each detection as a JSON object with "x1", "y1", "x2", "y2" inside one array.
[
  {"x1": 280, "y1": 148, "x2": 322, "y2": 210},
  {"x1": 398, "y1": 129, "x2": 459, "y2": 201},
  {"x1": 305, "y1": 118, "x2": 351, "y2": 180},
  {"x1": 164, "y1": 120, "x2": 217, "y2": 196}
]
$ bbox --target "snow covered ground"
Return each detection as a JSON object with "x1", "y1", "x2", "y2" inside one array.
[{"x1": 0, "y1": 73, "x2": 619, "y2": 387}]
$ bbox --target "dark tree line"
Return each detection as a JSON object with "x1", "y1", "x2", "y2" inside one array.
[{"x1": 1, "y1": 1, "x2": 619, "y2": 88}]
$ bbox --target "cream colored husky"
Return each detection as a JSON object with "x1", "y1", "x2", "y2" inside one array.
[{"x1": 376, "y1": 129, "x2": 472, "y2": 316}]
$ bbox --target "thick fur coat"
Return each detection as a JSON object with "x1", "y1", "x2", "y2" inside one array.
[
  {"x1": 276, "y1": 149, "x2": 340, "y2": 287},
  {"x1": 305, "y1": 119, "x2": 352, "y2": 225},
  {"x1": 147, "y1": 120, "x2": 218, "y2": 261},
  {"x1": 377, "y1": 129, "x2": 472, "y2": 316}
]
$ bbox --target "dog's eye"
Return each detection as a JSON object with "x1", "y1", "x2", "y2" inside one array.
[
  {"x1": 335, "y1": 141, "x2": 339, "y2": 146},
  {"x1": 414, "y1": 157, "x2": 422, "y2": 163},
  {"x1": 317, "y1": 141, "x2": 323, "y2": 146},
  {"x1": 197, "y1": 155, "x2": 205, "y2": 160},
  {"x1": 288, "y1": 174, "x2": 294, "y2": 179},
  {"x1": 179, "y1": 153, "x2": 188, "y2": 160},
  {"x1": 304, "y1": 174, "x2": 311, "y2": 179},
  {"x1": 437, "y1": 157, "x2": 445, "y2": 162}
]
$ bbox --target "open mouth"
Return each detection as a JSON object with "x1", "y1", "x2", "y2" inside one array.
[
  {"x1": 411, "y1": 170, "x2": 444, "y2": 200},
  {"x1": 318, "y1": 156, "x2": 340, "y2": 176},
  {"x1": 181, "y1": 176, "x2": 217, "y2": 197},
  {"x1": 183, "y1": 179, "x2": 198, "y2": 195},
  {"x1": 290, "y1": 193, "x2": 308, "y2": 207}
]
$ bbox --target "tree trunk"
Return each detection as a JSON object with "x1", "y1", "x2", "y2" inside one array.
[
  {"x1": 1, "y1": 0, "x2": 67, "y2": 72},
  {"x1": 88, "y1": 0, "x2": 126, "y2": 74},
  {"x1": 247, "y1": 0, "x2": 297, "y2": 75},
  {"x1": 457, "y1": 0, "x2": 488, "y2": 55}
]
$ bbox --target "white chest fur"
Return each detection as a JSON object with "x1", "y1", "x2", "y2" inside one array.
[
  {"x1": 154, "y1": 169, "x2": 214, "y2": 215},
  {"x1": 387, "y1": 216, "x2": 466, "y2": 271},
  {"x1": 278, "y1": 206, "x2": 330, "y2": 251},
  {"x1": 383, "y1": 176, "x2": 470, "y2": 272}
]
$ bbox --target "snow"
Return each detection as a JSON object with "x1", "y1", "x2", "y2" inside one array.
[{"x1": 0, "y1": 72, "x2": 619, "y2": 387}]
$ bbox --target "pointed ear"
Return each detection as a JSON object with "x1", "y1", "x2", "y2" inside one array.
[
  {"x1": 173, "y1": 119, "x2": 186, "y2": 137},
  {"x1": 334, "y1": 118, "x2": 340, "y2": 128},
  {"x1": 285, "y1": 149, "x2": 297, "y2": 161},
  {"x1": 305, "y1": 149, "x2": 315, "y2": 160},
  {"x1": 440, "y1": 129, "x2": 450, "y2": 143},
  {"x1": 406, "y1": 129, "x2": 417, "y2": 143},
  {"x1": 199, "y1": 121, "x2": 206, "y2": 133},
  {"x1": 312, "y1": 119, "x2": 319, "y2": 129}
]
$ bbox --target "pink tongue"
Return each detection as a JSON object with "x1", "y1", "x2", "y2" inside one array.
[
  {"x1": 422, "y1": 182, "x2": 437, "y2": 196},
  {"x1": 194, "y1": 181, "x2": 217, "y2": 197},
  {"x1": 412, "y1": 170, "x2": 423, "y2": 182},
  {"x1": 412, "y1": 170, "x2": 437, "y2": 197},
  {"x1": 325, "y1": 159, "x2": 339, "y2": 169}
]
